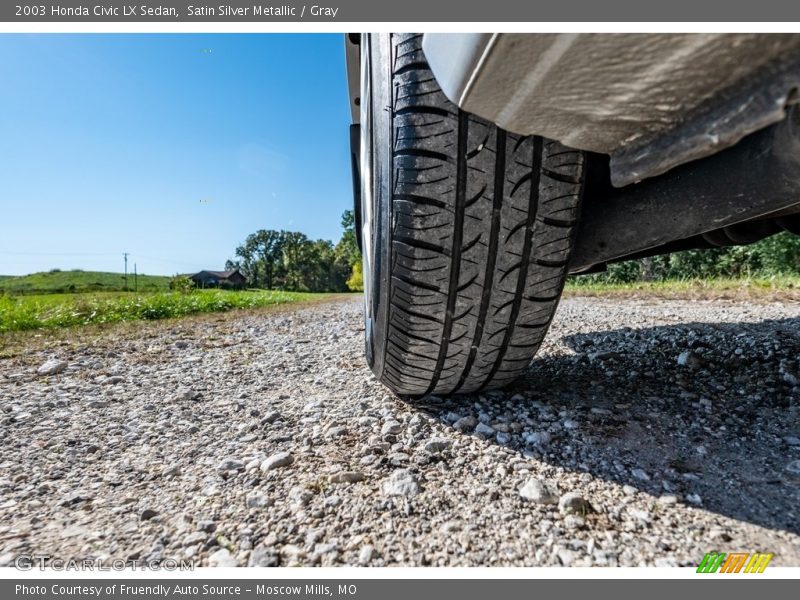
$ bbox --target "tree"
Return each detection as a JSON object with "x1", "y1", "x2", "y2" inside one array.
[
  {"x1": 335, "y1": 210, "x2": 360, "y2": 267},
  {"x1": 227, "y1": 209, "x2": 364, "y2": 293},
  {"x1": 253, "y1": 229, "x2": 285, "y2": 289},
  {"x1": 233, "y1": 236, "x2": 260, "y2": 286},
  {"x1": 334, "y1": 210, "x2": 361, "y2": 292},
  {"x1": 230, "y1": 230, "x2": 285, "y2": 288},
  {"x1": 279, "y1": 231, "x2": 313, "y2": 291}
]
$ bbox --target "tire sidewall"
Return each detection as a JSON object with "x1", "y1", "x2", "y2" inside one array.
[{"x1": 362, "y1": 34, "x2": 393, "y2": 380}]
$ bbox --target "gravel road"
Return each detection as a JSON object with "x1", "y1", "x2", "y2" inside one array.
[{"x1": 1, "y1": 295, "x2": 799, "y2": 567}]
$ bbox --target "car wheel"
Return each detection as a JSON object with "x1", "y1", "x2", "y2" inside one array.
[{"x1": 359, "y1": 33, "x2": 586, "y2": 395}]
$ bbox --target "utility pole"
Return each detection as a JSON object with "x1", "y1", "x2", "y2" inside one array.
[
  {"x1": 123, "y1": 252, "x2": 129, "y2": 291},
  {"x1": 134, "y1": 263, "x2": 138, "y2": 293}
]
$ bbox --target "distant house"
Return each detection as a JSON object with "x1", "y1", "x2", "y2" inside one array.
[{"x1": 189, "y1": 269, "x2": 247, "y2": 289}]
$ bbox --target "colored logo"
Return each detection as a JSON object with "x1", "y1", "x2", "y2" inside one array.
[{"x1": 696, "y1": 552, "x2": 773, "y2": 573}]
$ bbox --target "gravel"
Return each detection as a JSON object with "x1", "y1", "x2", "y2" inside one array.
[
  {"x1": 1, "y1": 295, "x2": 799, "y2": 566},
  {"x1": 329, "y1": 471, "x2": 366, "y2": 484},
  {"x1": 216, "y1": 458, "x2": 245, "y2": 474},
  {"x1": 558, "y1": 492, "x2": 592, "y2": 514},
  {"x1": 36, "y1": 359, "x2": 68, "y2": 376},
  {"x1": 382, "y1": 469, "x2": 420, "y2": 498},
  {"x1": 260, "y1": 452, "x2": 294, "y2": 472},
  {"x1": 519, "y1": 479, "x2": 559, "y2": 505}
]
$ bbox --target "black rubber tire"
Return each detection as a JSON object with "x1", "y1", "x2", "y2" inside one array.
[{"x1": 361, "y1": 33, "x2": 585, "y2": 396}]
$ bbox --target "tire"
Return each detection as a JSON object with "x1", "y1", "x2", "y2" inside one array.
[{"x1": 359, "y1": 33, "x2": 585, "y2": 396}]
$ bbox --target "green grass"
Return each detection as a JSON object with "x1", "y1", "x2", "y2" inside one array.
[
  {"x1": 0, "y1": 270, "x2": 171, "y2": 295},
  {"x1": 0, "y1": 289, "x2": 323, "y2": 333},
  {"x1": 564, "y1": 275, "x2": 800, "y2": 299}
]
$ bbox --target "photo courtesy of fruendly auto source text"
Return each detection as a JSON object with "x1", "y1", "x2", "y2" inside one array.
[{"x1": 0, "y1": 0, "x2": 799, "y2": 596}]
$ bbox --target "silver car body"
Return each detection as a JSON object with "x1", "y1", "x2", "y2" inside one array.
[{"x1": 348, "y1": 33, "x2": 800, "y2": 186}]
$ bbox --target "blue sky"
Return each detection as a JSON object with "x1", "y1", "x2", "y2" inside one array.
[{"x1": 0, "y1": 34, "x2": 353, "y2": 276}]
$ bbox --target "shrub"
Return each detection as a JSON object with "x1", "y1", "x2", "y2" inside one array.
[
  {"x1": 572, "y1": 232, "x2": 800, "y2": 284},
  {"x1": 169, "y1": 275, "x2": 195, "y2": 294},
  {"x1": 347, "y1": 261, "x2": 364, "y2": 292}
]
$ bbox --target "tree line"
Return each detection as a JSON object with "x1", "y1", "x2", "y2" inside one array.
[
  {"x1": 228, "y1": 213, "x2": 797, "y2": 292},
  {"x1": 225, "y1": 210, "x2": 362, "y2": 292},
  {"x1": 573, "y1": 232, "x2": 800, "y2": 284}
]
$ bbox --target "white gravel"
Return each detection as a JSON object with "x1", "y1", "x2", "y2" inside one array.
[{"x1": 0, "y1": 295, "x2": 799, "y2": 567}]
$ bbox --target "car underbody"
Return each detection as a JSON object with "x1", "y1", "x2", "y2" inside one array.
[{"x1": 348, "y1": 33, "x2": 800, "y2": 276}]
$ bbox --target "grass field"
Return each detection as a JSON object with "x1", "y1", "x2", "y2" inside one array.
[
  {"x1": 0, "y1": 270, "x2": 171, "y2": 295},
  {"x1": 564, "y1": 275, "x2": 800, "y2": 301},
  {"x1": 2, "y1": 267, "x2": 797, "y2": 334},
  {"x1": 0, "y1": 289, "x2": 325, "y2": 333}
]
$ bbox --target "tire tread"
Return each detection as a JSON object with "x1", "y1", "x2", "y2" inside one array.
[{"x1": 377, "y1": 33, "x2": 584, "y2": 395}]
